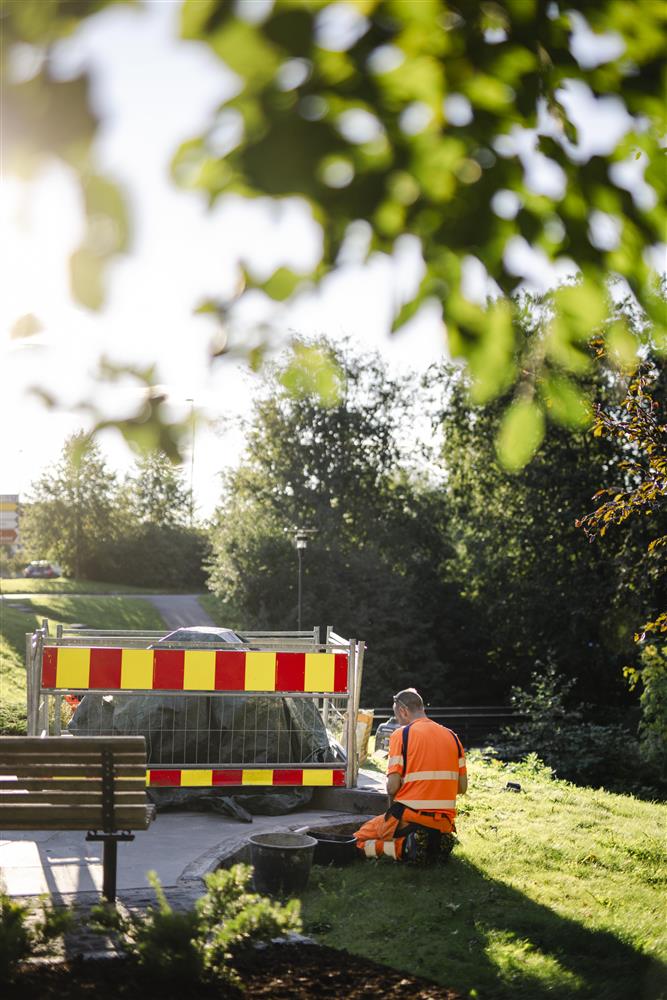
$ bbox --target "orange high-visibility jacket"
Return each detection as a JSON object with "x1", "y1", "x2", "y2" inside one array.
[{"x1": 388, "y1": 717, "x2": 466, "y2": 821}]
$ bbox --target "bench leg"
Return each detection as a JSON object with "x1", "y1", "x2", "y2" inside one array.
[{"x1": 102, "y1": 839, "x2": 118, "y2": 903}]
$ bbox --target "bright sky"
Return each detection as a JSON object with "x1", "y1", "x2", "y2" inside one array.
[
  {"x1": 0, "y1": 0, "x2": 444, "y2": 517},
  {"x1": 0, "y1": 1, "x2": 662, "y2": 519}
]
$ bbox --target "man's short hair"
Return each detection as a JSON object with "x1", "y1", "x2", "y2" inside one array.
[{"x1": 393, "y1": 688, "x2": 424, "y2": 712}]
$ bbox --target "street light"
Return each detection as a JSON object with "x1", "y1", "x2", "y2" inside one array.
[
  {"x1": 289, "y1": 527, "x2": 316, "y2": 630},
  {"x1": 185, "y1": 398, "x2": 195, "y2": 525}
]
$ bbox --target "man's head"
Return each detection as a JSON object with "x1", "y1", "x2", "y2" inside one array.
[{"x1": 393, "y1": 687, "x2": 425, "y2": 724}]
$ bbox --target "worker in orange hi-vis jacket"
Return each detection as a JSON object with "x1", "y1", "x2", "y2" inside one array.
[{"x1": 354, "y1": 687, "x2": 467, "y2": 863}]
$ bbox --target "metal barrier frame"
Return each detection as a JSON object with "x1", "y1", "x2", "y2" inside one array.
[{"x1": 26, "y1": 623, "x2": 365, "y2": 788}]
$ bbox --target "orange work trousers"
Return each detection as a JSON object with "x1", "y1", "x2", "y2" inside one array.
[{"x1": 354, "y1": 808, "x2": 454, "y2": 861}]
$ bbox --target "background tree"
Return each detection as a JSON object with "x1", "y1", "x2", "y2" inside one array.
[
  {"x1": 106, "y1": 451, "x2": 208, "y2": 590},
  {"x1": 124, "y1": 451, "x2": 192, "y2": 528},
  {"x1": 576, "y1": 358, "x2": 667, "y2": 774},
  {"x1": 3, "y1": 1, "x2": 665, "y2": 459},
  {"x1": 22, "y1": 432, "x2": 119, "y2": 579},
  {"x1": 428, "y1": 360, "x2": 646, "y2": 706},
  {"x1": 207, "y1": 341, "x2": 454, "y2": 702}
]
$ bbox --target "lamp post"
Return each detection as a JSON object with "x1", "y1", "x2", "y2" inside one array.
[
  {"x1": 185, "y1": 398, "x2": 195, "y2": 526},
  {"x1": 290, "y1": 527, "x2": 316, "y2": 631}
]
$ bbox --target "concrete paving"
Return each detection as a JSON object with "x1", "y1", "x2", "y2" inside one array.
[{"x1": 0, "y1": 770, "x2": 386, "y2": 903}]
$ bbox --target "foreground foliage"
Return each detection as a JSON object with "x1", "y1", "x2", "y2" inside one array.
[
  {"x1": 302, "y1": 752, "x2": 667, "y2": 999},
  {"x1": 0, "y1": 894, "x2": 73, "y2": 984},
  {"x1": 3, "y1": 2, "x2": 665, "y2": 459},
  {"x1": 90, "y1": 865, "x2": 301, "y2": 985}
]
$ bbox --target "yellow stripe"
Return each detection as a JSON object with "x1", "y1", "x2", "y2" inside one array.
[
  {"x1": 121, "y1": 649, "x2": 154, "y2": 689},
  {"x1": 301, "y1": 769, "x2": 333, "y2": 786},
  {"x1": 0, "y1": 503, "x2": 17, "y2": 511},
  {"x1": 304, "y1": 653, "x2": 334, "y2": 692},
  {"x1": 181, "y1": 769, "x2": 213, "y2": 786},
  {"x1": 242, "y1": 769, "x2": 273, "y2": 785},
  {"x1": 245, "y1": 652, "x2": 276, "y2": 690},
  {"x1": 183, "y1": 649, "x2": 216, "y2": 690},
  {"x1": 56, "y1": 648, "x2": 90, "y2": 688}
]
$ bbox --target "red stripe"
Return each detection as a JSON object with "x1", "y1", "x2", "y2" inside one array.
[
  {"x1": 333, "y1": 769, "x2": 346, "y2": 786},
  {"x1": 212, "y1": 769, "x2": 244, "y2": 785},
  {"x1": 275, "y1": 652, "x2": 305, "y2": 691},
  {"x1": 334, "y1": 653, "x2": 348, "y2": 692},
  {"x1": 148, "y1": 769, "x2": 182, "y2": 786},
  {"x1": 153, "y1": 649, "x2": 185, "y2": 689},
  {"x1": 42, "y1": 648, "x2": 58, "y2": 687},
  {"x1": 89, "y1": 647, "x2": 122, "y2": 689},
  {"x1": 272, "y1": 769, "x2": 304, "y2": 785},
  {"x1": 215, "y1": 650, "x2": 246, "y2": 690}
]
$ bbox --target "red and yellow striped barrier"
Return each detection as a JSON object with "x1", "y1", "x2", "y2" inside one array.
[
  {"x1": 41, "y1": 647, "x2": 348, "y2": 693},
  {"x1": 147, "y1": 768, "x2": 346, "y2": 788}
]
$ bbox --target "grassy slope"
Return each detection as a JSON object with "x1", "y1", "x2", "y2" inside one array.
[
  {"x1": 0, "y1": 595, "x2": 166, "y2": 733},
  {"x1": 0, "y1": 578, "x2": 166, "y2": 595},
  {"x1": 301, "y1": 752, "x2": 666, "y2": 1000}
]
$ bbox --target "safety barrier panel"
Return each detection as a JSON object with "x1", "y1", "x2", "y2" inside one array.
[{"x1": 26, "y1": 624, "x2": 365, "y2": 789}]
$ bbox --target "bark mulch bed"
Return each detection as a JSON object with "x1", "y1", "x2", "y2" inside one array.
[{"x1": 6, "y1": 943, "x2": 463, "y2": 999}]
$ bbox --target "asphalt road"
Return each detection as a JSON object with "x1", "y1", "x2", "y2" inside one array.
[{"x1": 145, "y1": 594, "x2": 216, "y2": 629}]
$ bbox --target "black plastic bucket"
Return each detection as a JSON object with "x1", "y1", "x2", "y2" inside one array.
[
  {"x1": 308, "y1": 831, "x2": 358, "y2": 866},
  {"x1": 249, "y1": 832, "x2": 317, "y2": 896}
]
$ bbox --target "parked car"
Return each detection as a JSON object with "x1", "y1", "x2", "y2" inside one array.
[
  {"x1": 374, "y1": 717, "x2": 400, "y2": 754},
  {"x1": 23, "y1": 560, "x2": 61, "y2": 579}
]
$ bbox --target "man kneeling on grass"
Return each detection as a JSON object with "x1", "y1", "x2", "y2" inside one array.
[{"x1": 354, "y1": 688, "x2": 467, "y2": 863}]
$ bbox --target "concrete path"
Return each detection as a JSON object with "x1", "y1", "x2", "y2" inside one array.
[{"x1": 144, "y1": 593, "x2": 216, "y2": 629}]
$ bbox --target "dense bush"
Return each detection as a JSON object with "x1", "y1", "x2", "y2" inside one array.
[
  {"x1": 90, "y1": 865, "x2": 301, "y2": 984},
  {"x1": 490, "y1": 663, "x2": 660, "y2": 795},
  {"x1": 0, "y1": 893, "x2": 73, "y2": 983}
]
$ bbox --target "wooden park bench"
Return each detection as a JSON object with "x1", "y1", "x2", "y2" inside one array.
[{"x1": 0, "y1": 736, "x2": 155, "y2": 902}]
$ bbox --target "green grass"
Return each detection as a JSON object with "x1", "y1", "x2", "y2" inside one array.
[
  {"x1": 300, "y1": 752, "x2": 667, "y2": 1000},
  {"x1": 0, "y1": 578, "x2": 169, "y2": 594},
  {"x1": 0, "y1": 595, "x2": 166, "y2": 734}
]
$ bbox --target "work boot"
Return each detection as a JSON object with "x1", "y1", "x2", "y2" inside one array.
[
  {"x1": 438, "y1": 832, "x2": 457, "y2": 864},
  {"x1": 402, "y1": 828, "x2": 433, "y2": 865}
]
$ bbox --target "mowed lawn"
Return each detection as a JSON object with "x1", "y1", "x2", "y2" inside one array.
[
  {"x1": 301, "y1": 752, "x2": 666, "y2": 1000},
  {"x1": 0, "y1": 594, "x2": 166, "y2": 733},
  {"x1": 0, "y1": 578, "x2": 167, "y2": 595}
]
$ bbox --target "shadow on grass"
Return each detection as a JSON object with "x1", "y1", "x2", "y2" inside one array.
[
  {"x1": 451, "y1": 857, "x2": 665, "y2": 999},
  {"x1": 304, "y1": 854, "x2": 666, "y2": 1000}
]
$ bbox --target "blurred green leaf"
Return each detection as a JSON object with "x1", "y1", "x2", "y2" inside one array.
[
  {"x1": 69, "y1": 247, "x2": 104, "y2": 310},
  {"x1": 10, "y1": 313, "x2": 43, "y2": 339},
  {"x1": 258, "y1": 267, "x2": 304, "y2": 301},
  {"x1": 496, "y1": 398, "x2": 545, "y2": 471},
  {"x1": 606, "y1": 320, "x2": 640, "y2": 371},
  {"x1": 540, "y1": 374, "x2": 592, "y2": 429},
  {"x1": 279, "y1": 343, "x2": 342, "y2": 405}
]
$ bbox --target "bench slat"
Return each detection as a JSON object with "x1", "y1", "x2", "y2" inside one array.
[
  {"x1": 0, "y1": 764, "x2": 148, "y2": 778},
  {"x1": 0, "y1": 793, "x2": 148, "y2": 807},
  {"x1": 0, "y1": 803, "x2": 153, "y2": 829},
  {"x1": 0, "y1": 737, "x2": 146, "y2": 754},
  {"x1": 0, "y1": 777, "x2": 146, "y2": 791},
  {"x1": 0, "y1": 753, "x2": 147, "y2": 766}
]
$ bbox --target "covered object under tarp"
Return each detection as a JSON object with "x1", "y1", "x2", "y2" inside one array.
[{"x1": 67, "y1": 692, "x2": 338, "y2": 815}]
